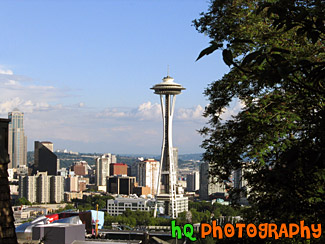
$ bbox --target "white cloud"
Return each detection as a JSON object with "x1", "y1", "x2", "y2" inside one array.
[
  {"x1": 135, "y1": 101, "x2": 161, "y2": 120},
  {"x1": 98, "y1": 108, "x2": 128, "y2": 118},
  {"x1": 220, "y1": 99, "x2": 244, "y2": 120},
  {"x1": 0, "y1": 67, "x2": 14, "y2": 75},
  {"x1": 0, "y1": 66, "x2": 205, "y2": 154},
  {"x1": 4, "y1": 80, "x2": 19, "y2": 86},
  {"x1": 176, "y1": 105, "x2": 204, "y2": 120},
  {"x1": 98, "y1": 102, "x2": 206, "y2": 122},
  {"x1": 0, "y1": 67, "x2": 68, "y2": 116}
]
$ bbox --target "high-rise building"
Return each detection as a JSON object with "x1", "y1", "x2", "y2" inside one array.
[
  {"x1": 96, "y1": 154, "x2": 112, "y2": 186},
  {"x1": 78, "y1": 178, "x2": 87, "y2": 192},
  {"x1": 138, "y1": 159, "x2": 160, "y2": 195},
  {"x1": 233, "y1": 168, "x2": 249, "y2": 205},
  {"x1": 186, "y1": 171, "x2": 200, "y2": 192},
  {"x1": 34, "y1": 141, "x2": 58, "y2": 175},
  {"x1": 19, "y1": 175, "x2": 37, "y2": 203},
  {"x1": 130, "y1": 161, "x2": 140, "y2": 181},
  {"x1": 106, "y1": 175, "x2": 136, "y2": 195},
  {"x1": 112, "y1": 155, "x2": 117, "y2": 164},
  {"x1": 151, "y1": 75, "x2": 188, "y2": 218},
  {"x1": 72, "y1": 161, "x2": 88, "y2": 176},
  {"x1": 36, "y1": 172, "x2": 50, "y2": 203},
  {"x1": 110, "y1": 163, "x2": 128, "y2": 176},
  {"x1": 19, "y1": 172, "x2": 64, "y2": 204},
  {"x1": 50, "y1": 175, "x2": 64, "y2": 203},
  {"x1": 199, "y1": 162, "x2": 226, "y2": 200},
  {"x1": 8, "y1": 109, "x2": 27, "y2": 168},
  {"x1": 64, "y1": 176, "x2": 79, "y2": 192}
]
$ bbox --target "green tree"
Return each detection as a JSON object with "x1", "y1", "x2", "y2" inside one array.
[
  {"x1": 194, "y1": 0, "x2": 324, "y2": 231},
  {"x1": 15, "y1": 197, "x2": 32, "y2": 206}
]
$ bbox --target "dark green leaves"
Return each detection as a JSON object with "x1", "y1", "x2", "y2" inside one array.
[
  {"x1": 222, "y1": 49, "x2": 233, "y2": 66},
  {"x1": 242, "y1": 50, "x2": 262, "y2": 66},
  {"x1": 194, "y1": 0, "x2": 325, "y2": 230},
  {"x1": 196, "y1": 41, "x2": 223, "y2": 61}
]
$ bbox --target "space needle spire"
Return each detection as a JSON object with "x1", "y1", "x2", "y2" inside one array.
[{"x1": 151, "y1": 74, "x2": 187, "y2": 218}]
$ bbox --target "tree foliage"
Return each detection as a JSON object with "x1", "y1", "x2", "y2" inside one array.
[
  {"x1": 15, "y1": 197, "x2": 32, "y2": 206},
  {"x1": 194, "y1": 0, "x2": 325, "y2": 229},
  {"x1": 73, "y1": 195, "x2": 114, "y2": 211}
]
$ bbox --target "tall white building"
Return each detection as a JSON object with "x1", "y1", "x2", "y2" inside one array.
[
  {"x1": 65, "y1": 176, "x2": 79, "y2": 192},
  {"x1": 138, "y1": 159, "x2": 160, "y2": 195},
  {"x1": 96, "y1": 154, "x2": 113, "y2": 186},
  {"x1": 8, "y1": 109, "x2": 27, "y2": 168},
  {"x1": 36, "y1": 172, "x2": 50, "y2": 203},
  {"x1": 50, "y1": 175, "x2": 64, "y2": 203},
  {"x1": 19, "y1": 175, "x2": 37, "y2": 203},
  {"x1": 186, "y1": 171, "x2": 200, "y2": 192},
  {"x1": 19, "y1": 172, "x2": 64, "y2": 203}
]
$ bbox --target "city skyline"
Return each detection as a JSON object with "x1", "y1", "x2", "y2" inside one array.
[{"x1": 0, "y1": 1, "x2": 242, "y2": 154}]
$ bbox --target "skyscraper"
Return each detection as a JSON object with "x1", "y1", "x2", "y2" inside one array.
[
  {"x1": 95, "y1": 153, "x2": 112, "y2": 186},
  {"x1": 34, "y1": 141, "x2": 58, "y2": 175},
  {"x1": 19, "y1": 172, "x2": 64, "y2": 204},
  {"x1": 138, "y1": 159, "x2": 160, "y2": 195},
  {"x1": 233, "y1": 167, "x2": 250, "y2": 205},
  {"x1": 8, "y1": 109, "x2": 27, "y2": 168},
  {"x1": 151, "y1": 75, "x2": 188, "y2": 218},
  {"x1": 187, "y1": 171, "x2": 200, "y2": 192},
  {"x1": 199, "y1": 162, "x2": 226, "y2": 200}
]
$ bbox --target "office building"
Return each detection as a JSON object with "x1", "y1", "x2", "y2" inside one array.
[
  {"x1": 107, "y1": 197, "x2": 156, "y2": 216},
  {"x1": 199, "y1": 162, "x2": 226, "y2": 200},
  {"x1": 19, "y1": 175, "x2": 37, "y2": 203},
  {"x1": 112, "y1": 154, "x2": 117, "y2": 164},
  {"x1": 130, "y1": 161, "x2": 140, "y2": 181},
  {"x1": 233, "y1": 168, "x2": 249, "y2": 205},
  {"x1": 78, "y1": 178, "x2": 87, "y2": 192},
  {"x1": 151, "y1": 75, "x2": 188, "y2": 218},
  {"x1": 133, "y1": 186, "x2": 151, "y2": 196},
  {"x1": 110, "y1": 163, "x2": 128, "y2": 176},
  {"x1": 50, "y1": 175, "x2": 64, "y2": 203},
  {"x1": 64, "y1": 176, "x2": 79, "y2": 192},
  {"x1": 95, "y1": 154, "x2": 112, "y2": 186},
  {"x1": 36, "y1": 172, "x2": 50, "y2": 203},
  {"x1": 19, "y1": 172, "x2": 64, "y2": 204},
  {"x1": 8, "y1": 109, "x2": 27, "y2": 168},
  {"x1": 106, "y1": 175, "x2": 136, "y2": 195},
  {"x1": 186, "y1": 171, "x2": 200, "y2": 192},
  {"x1": 138, "y1": 159, "x2": 160, "y2": 195},
  {"x1": 72, "y1": 161, "x2": 88, "y2": 176},
  {"x1": 16, "y1": 165, "x2": 28, "y2": 177},
  {"x1": 34, "y1": 141, "x2": 58, "y2": 175},
  {"x1": 64, "y1": 192, "x2": 83, "y2": 202}
]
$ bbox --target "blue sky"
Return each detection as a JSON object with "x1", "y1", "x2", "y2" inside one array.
[{"x1": 0, "y1": 0, "x2": 240, "y2": 154}]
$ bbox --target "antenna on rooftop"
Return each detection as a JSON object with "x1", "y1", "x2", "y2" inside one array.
[{"x1": 167, "y1": 65, "x2": 170, "y2": 77}]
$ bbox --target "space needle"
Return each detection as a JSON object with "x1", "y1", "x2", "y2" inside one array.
[{"x1": 151, "y1": 74, "x2": 188, "y2": 218}]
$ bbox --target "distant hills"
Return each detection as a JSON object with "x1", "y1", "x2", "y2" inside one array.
[{"x1": 27, "y1": 151, "x2": 203, "y2": 169}]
